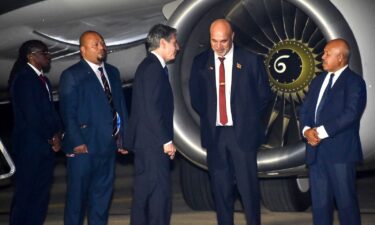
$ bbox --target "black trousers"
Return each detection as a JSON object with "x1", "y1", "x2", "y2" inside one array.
[
  {"x1": 207, "y1": 127, "x2": 260, "y2": 225},
  {"x1": 10, "y1": 150, "x2": 54, "y2": 225},
  {"x1": 130, "y1": 147, "x2": 172, "y2": 225}
]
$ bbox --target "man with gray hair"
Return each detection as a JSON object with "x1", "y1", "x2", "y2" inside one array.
[{"x1": 124, "y1": 24, "x2": 179, "y2": 225}]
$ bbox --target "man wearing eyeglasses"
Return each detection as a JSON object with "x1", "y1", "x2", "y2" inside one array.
[
  {"x1": 59, "y1": 31, "x2": 128, "y2": 225},
  {"x1": 8, "y1": 40, "x2": 62, "y2": 225}
]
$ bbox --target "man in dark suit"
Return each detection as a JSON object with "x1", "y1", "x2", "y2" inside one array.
[
  {"x1": 9, "y1": 40, "x2": 62, "y2": 225},
  {"x1": 59, "y1": 31, "x2": 128, "y2": 225},
  {"x1": 124, "y1": 24, "x2": 178, "y2": 225},
  {"x1": 300, "y1": 39, "x2": 366, "y2": 225},
  {"x1": 189, "y1": 19, "x2": 271, "y2": 225}
]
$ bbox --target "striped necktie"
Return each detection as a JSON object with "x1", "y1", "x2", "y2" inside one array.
[{"x1": 98, "y1": 67, "x2": 119, "y2": 136}]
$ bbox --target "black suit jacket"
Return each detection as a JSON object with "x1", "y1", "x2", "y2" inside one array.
[
  {"x1": 124, "y1": 53, "x2": 174, "y2": 150},
  {"x1": 300, "y1": 67, "x2": 366, "y2": 164},
  {"x1": 189, "y1": 47, "x2": 271, "y2": 151},
  {"x1": 10, "y1": 64, "x2": 61, "y2": 156}
]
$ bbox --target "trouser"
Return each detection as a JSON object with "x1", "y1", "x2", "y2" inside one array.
[
  {"x1": 64, "y1": 154, "x2": 115, "y2": 225},
  {"x1": 207, "y1": 127, "x2": 260, "y2": 225},
  {"x1": 130, "y1": 147, "x2": 172, "y2": 225},
  {"x1": 10, "y1": 151, "x2": 54, "y2": 225},
  {"x1": 309, "y1": 161, "x2": 361, "y2": 225}
]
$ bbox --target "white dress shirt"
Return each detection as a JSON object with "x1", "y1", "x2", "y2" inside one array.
[
  {"x1": 303, "y1": 65, "x2": 348, "y2": 139},
  {"x1": 85, "y1": 59, "x2": 111, "y2": 90},
  {"x1": 27, "y1": 63, "x2": 51, "y2": 98},
  {"x1": 214, "y1": 45, "x2": 234, "y2": 126}
]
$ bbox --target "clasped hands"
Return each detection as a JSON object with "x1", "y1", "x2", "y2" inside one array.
[{"x1": 304, "y1": 128, "x2": 321, "y2": 147}]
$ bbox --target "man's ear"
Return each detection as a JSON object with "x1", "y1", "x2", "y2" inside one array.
[
  {"x1": 26, "y1": 53, "x2": 33, "y2": 63},
  {"x1": 80, "y1": 46, "x2": 85, "y2": 55},
  {"x1": 160, "y1": 38, "x2": 167, "y2": 49}
]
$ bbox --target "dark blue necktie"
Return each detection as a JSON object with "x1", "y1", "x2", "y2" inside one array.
[
  {"x1": 164, "y1": 66, "x2": 169, "y2": 76},
  {"x1": 316, "y1": 73, "x2": 335, "y2": 124}
]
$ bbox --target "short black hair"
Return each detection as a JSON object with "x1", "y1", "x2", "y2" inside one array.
[
  {"x1": 146, "y1": 24, "x2": 177, "y2": 52},
  {"x1": 8, "y1": 40, "x2": 48, "y2": 88}
]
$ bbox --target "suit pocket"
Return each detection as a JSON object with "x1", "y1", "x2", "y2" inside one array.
[{"x1": 80, "y1": 123, "x2": 93, "y2": 144}]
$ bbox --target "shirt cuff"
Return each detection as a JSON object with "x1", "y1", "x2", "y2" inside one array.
[
  {"x1": 316, "y1": 126, "x2": 329, "y2": 139},
  {"x1": 302, "y1": 126, "x2": 311, "y2": 137},
  {"x1": 163, "y1": 140, "x2": 172, "y2": 146}
]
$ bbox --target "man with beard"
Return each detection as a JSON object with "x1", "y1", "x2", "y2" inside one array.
[
  {"x1": 59, "y1": 31, "x2": 128, "y2": 225},
  {"x1": 189, "y1": 19, "x2": 271, "y2": 225},
  {"x1": 9, "y1": 40, "x2": 62, "y2": 225}
]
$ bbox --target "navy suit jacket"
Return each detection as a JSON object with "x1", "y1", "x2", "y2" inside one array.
[
  {"x1": 11, "y1": 64, "x2": 62, "y2": 156},
  {"x1": 300, "y1": 67, "x2": 366, "y2": 164},
  {"x1": 189, "y1": 47, "x2": 271, "y2": 151},
  {"x1": 124, "y1": 53, "x2": 174, "y2": 150},
  {"x1": 59, "y1": 60, "x2": 128, "y2": 156}
]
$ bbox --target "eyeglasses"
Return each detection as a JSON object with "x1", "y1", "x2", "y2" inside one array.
[{"x1": 31, "y1": 51, "x2": 51, "y2": 56}]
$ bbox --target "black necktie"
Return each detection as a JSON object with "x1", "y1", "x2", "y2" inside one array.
[
  {"x1": 164, "y1": 66, "x2": 169, "y2": 76},
  {"x1": 316, "y1": 73, "x2": 335, "y2": 124},
  {"x1": 98, "y1": 67, "x2": 119, "y2": 136}
]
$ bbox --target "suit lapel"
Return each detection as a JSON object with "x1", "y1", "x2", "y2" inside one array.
[
  {"x1": 81, "y1": 60, "x2": 109, "y2": 101},
  {"x1": 329, "y1": 67, "x2": 348, "y2": 94},
  {"x1": 26, "y1": 65, "x2": 51, "y2": 101},
  {"x1": 231, "y1": 47, "x2": 241, "y2": 101},
  {"x1": 205, "y1": 51, "x2": 216, "y2": 100}
]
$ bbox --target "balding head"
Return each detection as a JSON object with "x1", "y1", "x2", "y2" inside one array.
[
  {"x1": 79, "y1": 31, "x2": 107, "y2": 65},
  {"x1": 322, "y1": 38, "x2": 351, "y2": 72},
  {"x1": 210, "y1": 19, "x2": 234, "y2": 57}
]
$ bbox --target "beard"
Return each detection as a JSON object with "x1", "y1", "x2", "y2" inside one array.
[{"x1": 97, "y1": 50, "x2": 107, "y2": 62}]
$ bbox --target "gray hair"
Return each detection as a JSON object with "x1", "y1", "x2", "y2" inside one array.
[{"x1": 146, "y1": 24, "x2": 177, "y2": 52}]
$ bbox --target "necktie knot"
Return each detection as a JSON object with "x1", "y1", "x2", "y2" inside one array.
[
  {"x1": 218, "y1": 57, "x2": 225, "y2": 63},
  {"x1": 39, "y1": 73, "x2": 46, "y2": 84},
  {"x1": 327, "y1": 73, "x2": 335, "y2": 89},
  {"x1": 98, "y1": 67, "x2": 104, "y2": 74}
]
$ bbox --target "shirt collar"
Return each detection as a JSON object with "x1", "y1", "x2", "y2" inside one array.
[
  {"x1": 84, "y1": 59, "x2": 104, "y2": 73},
  {"x1": 27, "y1": 63, "x2": 43, "y2": 76},
  {"x1": 329, "y1": 64, "x2": 348, "y2": 77},
  {"x1": 151, "y1": 51, "x2": 166, "y2": 68},
  {"x1": 326, "y1": 64, "x2": 348, "y2": 83}
]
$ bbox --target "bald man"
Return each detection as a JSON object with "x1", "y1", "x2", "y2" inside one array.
[
  {"x1": 59, "y1": 31, "x2": 128, "y2": 225},
  {"x1": 189, "y1": 19, "x2": 271, "y2": 225},
  {"x1": 300, "y1": 39, "x2": 366, "y2": 225}
]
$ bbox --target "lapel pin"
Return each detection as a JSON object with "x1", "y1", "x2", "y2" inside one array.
[
  {"x1": 236, "y1": 63, "x2": 242, "y2": 69},
  {"x1": 209, "y1": 66, "x2": 214, "y2": 71}
]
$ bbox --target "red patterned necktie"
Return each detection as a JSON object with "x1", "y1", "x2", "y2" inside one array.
[
  {"x1": 39, "y1": 74, "x2": 46, "y2": 86},
  {"x1": 218, "y1": 57, "x2": 228, "y2": 125}
]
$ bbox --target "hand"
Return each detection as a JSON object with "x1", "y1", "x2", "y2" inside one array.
[
  {"x1": 73, "y1": 144, "x2": 88, "y2": 154},
  {"x1": 163, "y1": 142, "x2": 176, "y2": 160},
  {"x1": 304, "y1": 128, "x2": 321, "y2": 147},
  {"x1": 49, "y1": 133, "x2": 62, "y2": 152},
  {"x1": 118, "y1": 148, "x2": 129, "y2": 155}
]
